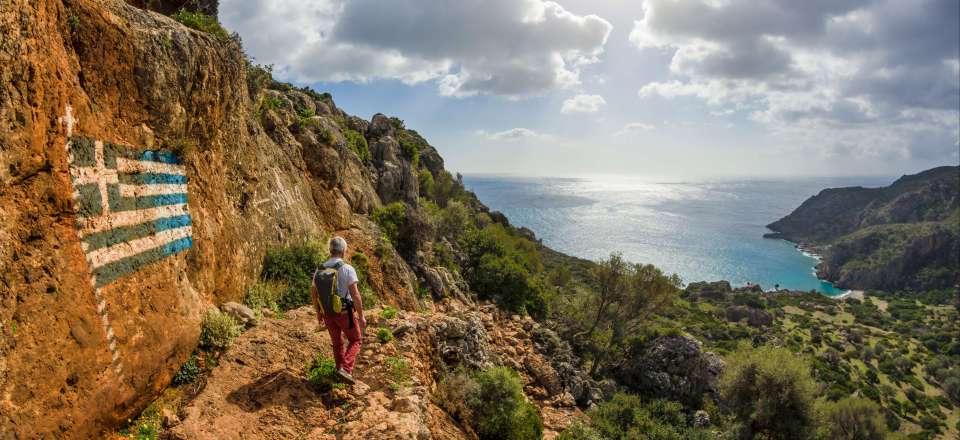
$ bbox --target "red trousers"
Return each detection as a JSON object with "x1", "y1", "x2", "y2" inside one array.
[{"x1": 323, "y1": 312, "x2": 362, "y2": 373}]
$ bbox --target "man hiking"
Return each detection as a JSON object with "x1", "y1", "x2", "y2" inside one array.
[{"x1": 311, "y1": 236, "x2": 367, "y2": 384}]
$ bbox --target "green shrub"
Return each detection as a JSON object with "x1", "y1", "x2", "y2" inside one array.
[
  {"x1": 377, "y1": 327, "x2": 394, "y2": 343},
  {"x1": 344, "y1": 128, "x2": 370, "y2": 162},
  {"x1": 557, "y1": 422, "x2": 603, "y2": 440},
  {"x1": 381, "y1": 306, "x2": 398, "y2": 320},
  {"x1": 199, "y1": 310, "x2": 242, "y2": 350},
  {"x1": 243, "y1": 281, "x2": 283, "y2": 315},
  {"x1": 171, "y1": 9, "x2": 229, "y2": 39},
  {"x1": 575, "y1": 393, "x2": 708, "y2": 440},
  {"x1": 386, "y1": 356, "x2": 411, "y2": 390},
  {"x1": 720, "y1": 344, "x2": 817, "y2": 439},
  {"x1": 360, "y1": 284, "x2": 378, "y2": 308},
  {"x1": 350, "y1": 252, "x2": 370, "y2": 286},
  {"x1": 817, "y1": 397, "x2": 887, "y2": 440},
  {"x1": 372, "y1": 202, "x2": 407, "y2": 245},
  {"x1": 419, "y1": 169, "x2": 435, "y2": 198},
  {"x1": 473, "y1": 253, "x2": 542, "y2": 313},
  {"x1": 398, "y1": 132, "x2": 421, "y2": 167},
  {"x1": 305, "y1": 354, "x2": 338, "y2": 390},
  {"x1": 467, "y1": 367, "x2": 543, "y2": 440},
  {"x1": 261, "y1": 240, "x2": 327, "y2": 310},
  {"x1": 172, "y1": 354, "x2": 200, "y2": 386},
  {"x1": 460, "y1": 225, "x2": 545, "y2": 314},
  {"x1": 439, "y1": 200, "x2": 473, "y2": 238}
]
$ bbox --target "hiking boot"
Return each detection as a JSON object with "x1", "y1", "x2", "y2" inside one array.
[{"x1": 337, "y1": 368, "x2": 356, "y2": 384}]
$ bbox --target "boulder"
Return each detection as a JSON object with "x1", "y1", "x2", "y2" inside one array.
[
  {"x1": 530, "y1": 327, "x2": 602, "y2": 406},
  {"x1": 613, "y1": 334, "x2": 724, "y2": 405},
  {"x1": 523, "y1": 355, "x2": 563, "y2": 397},
  {"x1": 222, "y1": 302, "x2": 257, "y2": 328},
  {"x1": 686, "y1": 281, "x2": 732, "y2": 301},
  {"x1": 431, "y1": 313, "x2": 491, "y2": 370},
  {"x1": 724, "y1": 305, "x2": 773, "y2": 327}
]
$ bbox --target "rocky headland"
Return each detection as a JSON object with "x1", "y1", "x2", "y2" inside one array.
[{"x1": 765, "y1": 166, "x2": 959, "y2": 292}]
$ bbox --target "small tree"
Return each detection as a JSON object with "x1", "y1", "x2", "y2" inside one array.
[
  {"x1": 720, "y1": 345, "x2": 817, "y2": 440},
  {"x1": 578, "y1": 253, "x2": 681, "y2": 374},
  {"x1": 817, "y1": 397, "x2": 887, "y2": 440}
]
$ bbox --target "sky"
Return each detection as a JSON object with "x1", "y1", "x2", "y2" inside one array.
[{"x1": 219, "y1": 0, "x2": 960, "y2": 179}]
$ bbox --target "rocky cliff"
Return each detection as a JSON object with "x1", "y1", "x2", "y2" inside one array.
[
  {"x1": 766, "y1": 166, "x2": 960, "y2": 291},
  {"x1": 0, "y1": 0, "x2": 457, "y2": 436}
]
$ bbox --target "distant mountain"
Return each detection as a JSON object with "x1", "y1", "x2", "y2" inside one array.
[{"x1": 766, "y1": 166, "x2": 959, "y2": 291}]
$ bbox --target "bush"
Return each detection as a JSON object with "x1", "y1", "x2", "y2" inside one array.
[
  {"x1": 817, "y1": 397, "x2": 887, "y2": 440},
  {"x1": 381, "y1": 306, "x2": 398, "y2": 320},
  {"x1": 261, "y1": 240, "x2": 327, "y2": 310},
  {"x1": 199, "y1": 310, "x2": 242, "y2": 350},
  {"x1": 557, "y1": 422, "x2": 603, "y2": 440},
  {"x1": 305, "y1": 354, "x2": 338, "y2": 390},
  {"x1": 719, "y1": 345, "x2": 817, "y2": 439},
  {"x1": 377, "y1": 327, "x2": 394, "y2": 343},
  {"x1": 419, "y1": 169, "x2": 435, "y2": 198},
  {"x1": 386, "y1": 356, "x2": 412, "y2": 391},
  {"x1": 562, "y1": 393, "x2": 708, "y2": 440},
  {"x1": 398, "y1": 132, "x2": 421, "y2": 166},
  {"x1": 351, "y1": 253, "x2": 370, "y2": 286},
  {"x1": 467, "y1": 367, "x2": 543, "y2": 440},
  {"x1": 435, "y1": 369, "x2": 480, "y2": 422},
  {"x1": 172, "y1": 354, "x2": 200, "y2": 386},
  {"x1": 243, "y1": 281, "x2": 283, "y2": 315},
  {"x1": 171, "y1": 9, "x2": 229, "y2": 39},
  {"x1": 372, "y1": 202, "x2": 407, "y2": 245},
  {"x1": 461, "y1": 225, "x2": 545, "y2": 314},
  {"x1": 439, "y1": 200, "x2": 473, "y2": 238},
  {"x1": 344, "y1": 128, "x2": 370, "y2": 162}
]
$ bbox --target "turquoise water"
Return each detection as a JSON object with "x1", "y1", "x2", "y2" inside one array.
[{"x1": 462, "y1": 175, "x2": 895, "y2": 295}]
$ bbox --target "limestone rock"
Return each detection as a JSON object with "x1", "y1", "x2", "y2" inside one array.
[
  {"x1": 222, "y1": 302, "x2": 257, "y2": 328},
  {"x1": 724, "y1": 305, "x2": 773, "y2": 327},
  {"x1": 431, "y1": 313, "x2": 491, "y2": 370},
  {"x1": 612, "y1": 334, "x2": 724, "y2": 405},
  {"x1": 530, "y1": 327, "x2": 602, "y2": 406},
  {"x1": 524, "y1": 356, "x2": 563, "y2": 397}
]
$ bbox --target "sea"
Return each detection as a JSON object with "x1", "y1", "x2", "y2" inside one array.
[{"x1": 462, "y1": 175, "x2": 896, "y2": 296}]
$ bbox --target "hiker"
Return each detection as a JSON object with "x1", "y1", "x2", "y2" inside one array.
[{"x1": 311, "y1": 236, "x2": 367, "y2": 384}]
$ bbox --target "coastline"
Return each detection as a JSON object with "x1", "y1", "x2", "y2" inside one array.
[{"x1": 762, "y1": 232, "x2": 847, "y2": 296}]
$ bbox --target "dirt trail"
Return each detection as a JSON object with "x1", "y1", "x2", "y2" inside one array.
[
  {"x1": 168, "y1": 306, "x2": 466, "y2": 439},
  {"x1": 163, "y1": 301, "x2": 586, "y2": 439}
]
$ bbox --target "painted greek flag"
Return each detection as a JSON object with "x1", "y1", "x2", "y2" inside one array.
[{"x1": 67, "y1": 137, "x2": 193, "y2": 288}]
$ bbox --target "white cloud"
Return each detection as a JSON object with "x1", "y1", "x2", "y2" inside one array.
[
  {"x1": 221, "y1": 0, "x2": 612, "y2": 98},
  {"x1": 561, "y1": 94, "x2": 607, "y2": 114},
  {"x1": 630, "y1": 0, "x2": 960, "y2": 160},
  {"x1": 476, "y1": 128, "x2": 553, "y2": 142},
  {"x1": 614, "y1": 122, "x2": 656, "y2": 136}
]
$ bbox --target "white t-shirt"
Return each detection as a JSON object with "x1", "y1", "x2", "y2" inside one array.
[{"x1": 320, "y1": 258, "x2": 359, "y2": 299}]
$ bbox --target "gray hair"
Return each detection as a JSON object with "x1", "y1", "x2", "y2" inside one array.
[{"x1": 329, "y1": 236, "x2": 348, "y2": 255}]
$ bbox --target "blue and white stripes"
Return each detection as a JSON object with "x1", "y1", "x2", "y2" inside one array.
[{"x1": 67, "y1": 137, "x2": 194, "y2": 288}]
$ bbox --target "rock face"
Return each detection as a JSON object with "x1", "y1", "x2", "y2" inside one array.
[
  {"x1": 766, "y1": 166, "x2": 959, "y2": 290},
  {"x1": 431, "y1": 312, "x2": 492, "y2": 370},
  {"x1": 368, "y1": 114, "x2": 419, "y2": 205},
  {"x1": 0, "y1": 1, "x2": 416, "y2": 436},
  {"x1": 612, "y1": 334, "x2": 724, "y2": 406}
]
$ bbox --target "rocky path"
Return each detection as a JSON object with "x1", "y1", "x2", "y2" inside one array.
[
  {"x1": 168, "y1": 306, "x2": 464, "y2": 439},
  {"x1": 164, "y1": 302, "x2": 586, "y2": 439}
]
